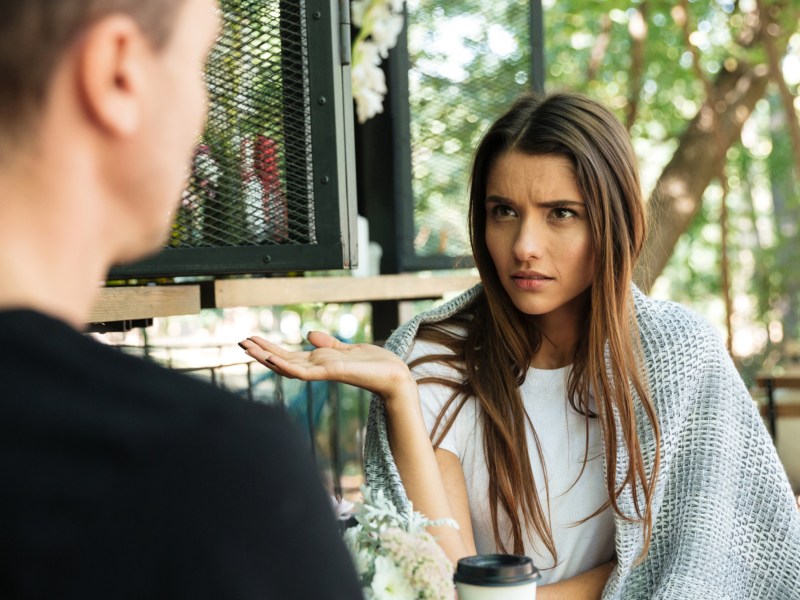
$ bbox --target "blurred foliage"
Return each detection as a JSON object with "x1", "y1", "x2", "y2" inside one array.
[{"x1": 406, "y1": 0, "x2": 800, "y2": 382}]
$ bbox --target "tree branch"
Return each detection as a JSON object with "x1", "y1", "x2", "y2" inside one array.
[
  {"x1": 625, "y1": 2, "x2": 648, "y2": 130},
  {"x1": 634, "y1": 61, "x2": 770, "y2": 291},
  {"x1": 663, "y1": 0, "x2": 736, "y2": 352},
  {"x1": 757, "y1": 0, "x2": 800, "y2": 180},
  {"x1": 586, "y1": 14, "x2": 612, "y2": 82}
]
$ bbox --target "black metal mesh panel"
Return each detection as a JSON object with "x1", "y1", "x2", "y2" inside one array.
[
  {"x1": 406, "y1": 0, "x2": 532, "y2": 258},
  {"x1": 170, "y1": 0, "x2": 315, "y2": 249}
]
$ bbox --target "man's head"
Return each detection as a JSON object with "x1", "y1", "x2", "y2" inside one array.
[
  {"x1": 0, "y1": 0, "x2": 220, "y2": 261},
  {"x1": 0, "y1": 0, "x2": 181, "y2": 156}
]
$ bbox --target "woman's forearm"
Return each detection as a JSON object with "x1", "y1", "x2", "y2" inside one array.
[
  {"x1": 383, "y1": 382, "x2": 475, "y2": 564},
  {"x1": 536, "y1": 561, "x2": 616, "y2": 600}
]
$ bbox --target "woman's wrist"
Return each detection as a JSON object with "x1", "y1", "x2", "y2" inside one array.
[{"x1": 382, "y1": 374, "x2": 420, "y2": 411}]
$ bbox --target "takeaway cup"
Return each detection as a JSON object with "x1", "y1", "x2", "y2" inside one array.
[{"x1": 454, "y1": 554, "x2": 540, "y2": 600}]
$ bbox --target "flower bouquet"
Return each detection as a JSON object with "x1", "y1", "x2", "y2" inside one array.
[
  {"x1": 341, "y1": 486, "x2": 457, "y2": 600},
  {"x1": 350, "y1": 0, "x2": 406, "y2": 123}
]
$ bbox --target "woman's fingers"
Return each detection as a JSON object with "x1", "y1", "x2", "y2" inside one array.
[
  {"x1": 258, "y1": 356, "x2": 294, "y2": 380},
  {"x1": 263, "y1": 352, "x2": 338, "y2": 381},
  {"x1": 240, "y1": 337, "x2": 310, "y2": 370},
  {"x1": 239, "y1": 336, "x2": 345, "y2": 381},
  {"x1": 238, "y1": 333, "x2": 413, "y2": 398},
  {"x1": 244, "y1": 335, "x2": 301, "y2": 361},
  {"x1": 306, "y1": 330, "x2": 340, "y2": 349},
  {"x1": 247, "y1": 332, "x2": 340, "y2": 353}
]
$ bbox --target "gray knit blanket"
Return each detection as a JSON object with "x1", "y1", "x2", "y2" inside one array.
[{"x1": 364, "y1": 284, "x2": 800, "y2": 599}]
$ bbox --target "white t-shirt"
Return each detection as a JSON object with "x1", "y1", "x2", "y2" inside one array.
[{"x1": 408, "y1": 337, "x2": 616, "y2": 585}]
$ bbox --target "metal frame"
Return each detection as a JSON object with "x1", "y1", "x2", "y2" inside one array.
[
  {"x1": 109, "y1": 0, "x2": 357, "y2": 279},
  {"x1": 383, "y1": 0, "x2": 545, "y2": 273},
  {"x1": 530, "y1": 0, "x2": 546, "y2": 94}
]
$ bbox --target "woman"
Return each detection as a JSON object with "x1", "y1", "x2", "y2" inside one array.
[{"x1": 242, "y1": 93, "x2": 800, "y2": 599}]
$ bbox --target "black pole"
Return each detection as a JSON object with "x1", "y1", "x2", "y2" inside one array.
[
  {"x1": 530, "y1": 0, "x2": 546, "y2": 93},
  {"x1": 766, "y1": 378, "x2": 777, "y2": 441}
]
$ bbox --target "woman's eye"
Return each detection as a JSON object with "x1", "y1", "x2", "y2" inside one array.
[
  {"x1": 491, "y1": 204, "x2": 517, "y2": 219},
  {"x1": 551, "y1": 207, "x2": 577, "y2": 220}
]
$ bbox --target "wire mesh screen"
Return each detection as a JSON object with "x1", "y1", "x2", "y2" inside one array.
[
  {"x1": 406, "y1": 0, "x2": 534, "y2": 258},
  {"x1": 171, "y1": 0, "x2": 314, "y2": 249},
  {"x1": 109, "y1": 0, "x2": 356, "y2": 278}
]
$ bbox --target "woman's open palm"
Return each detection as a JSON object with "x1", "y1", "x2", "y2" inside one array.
[{"x1": 240, "y1": 331, "x2": 415, "y2": 401}]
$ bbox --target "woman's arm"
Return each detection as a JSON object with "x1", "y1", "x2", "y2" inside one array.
[
  {"x1": 241, "y1": 332, "x2": 476, "y2": 564},
  {"x1": 241, "y1": 332, "x2": 614, "y2": 591},
  {"x1": 433, "y1": 448, "x2": 477, "y2": 556},
  {"x1": 536, "y1": 561, "x2": 616, "y2": 600},
  {"x1": 383, "y1": 382, "x2": 477, "y2": 562}
]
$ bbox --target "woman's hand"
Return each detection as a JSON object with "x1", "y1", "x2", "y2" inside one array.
[
  {"x1": 241, "y1": 331, "x2": 477, "y2": 563},
  {"x1": 240, "y1": 331, "x2": 416, "y2": 403}
]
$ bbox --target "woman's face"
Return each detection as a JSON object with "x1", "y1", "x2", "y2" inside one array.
[{"x1": 484, "y1": 151, "x2": 595, "y2": 321}]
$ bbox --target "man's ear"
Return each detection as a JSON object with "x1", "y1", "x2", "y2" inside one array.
[{"x1": 77, "y1": 15, "x2": 151, "y2": 137}]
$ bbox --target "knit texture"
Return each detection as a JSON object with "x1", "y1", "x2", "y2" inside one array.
[{"x1": 364, "y1": 284, "x2": 800, "y2": 599}]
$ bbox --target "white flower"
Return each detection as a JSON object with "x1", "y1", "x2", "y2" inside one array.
[
  {"x1": 331, "y1": 495, "x2": 356, "y2": 520},
  {"x1": 351, "y1": 0, "x2": 371, "y2": 27},
  {"x1": 370, "y1": 11, "x2": 404, "y2": 56},
  {"x1": 343, "y1": 528, "x2": 372, "y2": 576},
  {"x1": 352, "y1": 60, "x2": 387, "y2": 94},
  {"x1": 352, "y1": 60, "x2": 388, "y2": 123},
  {"x1": 354, "y1": 548, "x2": 373, "y2": 577},
  {"x1": 358, "y1": 40, "x2": 384, "y2": 67},
  {"x1": 350, "y1": 0, "x2": 406, "y2": 123},
  {"x1": 353, "y1": 84, "x2": 386, "y2": 123},
  {"x1": 344, "y1": 486, "x2": 457, "y2": 600},
  {"x1": 371, "y1": 556, "x2": 415, "y2": 600}
]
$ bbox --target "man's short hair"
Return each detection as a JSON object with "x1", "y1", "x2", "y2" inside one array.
[{"x1": 0, "y1": 0, "x2": 185, "y2": 155}]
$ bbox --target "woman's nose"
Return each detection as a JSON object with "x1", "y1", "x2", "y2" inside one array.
[{"x1": 512, "y1": 219, "x2": 544, "y2": 261}]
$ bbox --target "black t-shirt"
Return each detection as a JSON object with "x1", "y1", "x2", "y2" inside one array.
[{"x1": 0, "y1": 310, "x2": 362, "y2": 599}]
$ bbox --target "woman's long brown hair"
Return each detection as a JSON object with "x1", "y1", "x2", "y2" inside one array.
[{"x1": 410, "y1": 92, "x2": 661, "y2": 562}]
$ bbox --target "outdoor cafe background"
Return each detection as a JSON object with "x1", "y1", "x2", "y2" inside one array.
[{"x1": 90, "y1": 0, "x2": 800, "y2": 499}]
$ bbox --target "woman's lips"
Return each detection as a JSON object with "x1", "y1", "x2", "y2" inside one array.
[{"x1": 511, "y1": 275, "x2": 554, "y2": 290}]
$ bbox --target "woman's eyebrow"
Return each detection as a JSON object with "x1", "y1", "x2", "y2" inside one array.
[
  {"x1": 485, "y1": 195, "x2": 586, "y2": 208},
  {"x1": 536, "y1": 200, "x2": 585, "y2": 208}
]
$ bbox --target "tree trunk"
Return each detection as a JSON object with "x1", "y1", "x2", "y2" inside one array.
[
  {"x1": 634, "y1": 61, "x2": 770, "y2": 291},
  {"x1": 625, "y1": 3, "x2": 648, "y2": 131},
  {"x1": 586, "y1": 14, "x2": 612, "y2": 82},
  {"x1": 768, "y1": 93, "x2": 800, "y2": 348},
  {"x1": 758, "y1": 0, "x2": 800, "y2": 182}
]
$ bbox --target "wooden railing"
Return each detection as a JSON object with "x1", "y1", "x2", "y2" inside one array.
[{"x1": 89, "y1": 274, "x2": 480, "y2": 322}]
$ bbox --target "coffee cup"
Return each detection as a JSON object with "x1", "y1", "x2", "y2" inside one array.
[{"x1": 454, "y1": 554, "x2": 540, "y2": 600}]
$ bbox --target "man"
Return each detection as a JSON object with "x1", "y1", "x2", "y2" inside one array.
[{"x1": 0, "y1": 0, "x2": 362, "y2": 597}]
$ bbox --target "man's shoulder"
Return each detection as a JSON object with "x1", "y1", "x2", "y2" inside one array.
[
  {"x1": 0, "y1": 311, "x2": 363, "y2": 598},
  {"x1": 93, "y1": 339, "x2": 296, "y2": 449},
  {"x1": 0, "y1": 309, "x2": 291, "y2": 446},
  {"x1": 0, "y1": 310, "x2": 310, "y2": 517}
]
